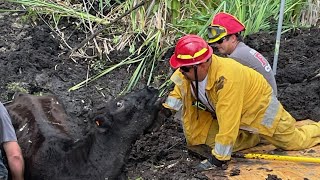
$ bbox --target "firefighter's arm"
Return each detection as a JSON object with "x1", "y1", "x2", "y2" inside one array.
[
  {"x1": 162, "y1": 69, "x2": 186, "y2": 111},
  {"x1": 212, "y1": 77, "x2": 245, "y2": 161},
  {"x1": 162, "y1": 84, "x2": 183, "y2": 111}
]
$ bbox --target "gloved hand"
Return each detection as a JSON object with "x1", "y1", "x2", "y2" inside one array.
[{"x1": 195, "y1": 154, "x2": 228, "y2": 171}]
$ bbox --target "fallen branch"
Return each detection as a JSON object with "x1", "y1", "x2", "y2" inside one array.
[{"x1": 68, "y1": 0, "x2": 148, "y2": 57}]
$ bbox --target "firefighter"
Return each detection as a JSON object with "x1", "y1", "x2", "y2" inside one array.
[
  {"x1": 207, "y1": 12, "x2": 278, "y2": 95},
  {"x1": 163, "y1": 34, "x2": 320, "y2": 170}
]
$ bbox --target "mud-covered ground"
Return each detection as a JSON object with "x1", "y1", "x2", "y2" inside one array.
[{"x1": 1, "y1": 1, "x2": 319, "y2": 179}]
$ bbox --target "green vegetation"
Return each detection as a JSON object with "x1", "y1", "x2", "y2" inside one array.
[
  {"x1": 7, "y1": 82, "x2": 29, "y2": 94},
  {"x1": 6, "y1": 0, "x2": 320, "y2": 95}
]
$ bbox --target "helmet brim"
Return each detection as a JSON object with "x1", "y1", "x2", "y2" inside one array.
[
  {"x1": 207, "y1": 34, "x2": 227, "y2": 44},
  {"x1": 207, "y1": 25, "x2": 228, "y2": 44},
  {"x1": 169, "y1": 46, "x2": 213, "y2": 69}
]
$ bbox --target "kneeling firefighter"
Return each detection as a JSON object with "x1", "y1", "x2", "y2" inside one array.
[{"x1": 163, "y1": 34, "x2": 320, "y2": 170}]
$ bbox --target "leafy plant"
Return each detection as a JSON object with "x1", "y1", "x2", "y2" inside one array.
[
  {"x1": 8, "y1": 0, "x2": 109, "y2": 24},
  {"x1": 7, "y1": 0, "x2": 318, "y2": 96}
]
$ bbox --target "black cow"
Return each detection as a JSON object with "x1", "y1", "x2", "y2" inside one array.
[{"x1": 5, "y1": 87, "x2": 162, "y2": 180}]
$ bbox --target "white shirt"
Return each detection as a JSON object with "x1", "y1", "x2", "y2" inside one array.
[{"x1": 191, "y1": 75, "x2": 214, "y2": 112}]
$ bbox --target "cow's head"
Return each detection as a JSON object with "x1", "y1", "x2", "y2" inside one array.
[{"x1": 93, "y1": 87, "x2": 161, "y2": 136}]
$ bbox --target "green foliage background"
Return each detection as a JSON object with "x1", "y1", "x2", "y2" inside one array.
[{"x1": 6, "y1": 0, "x2": 319, "y2": 95}]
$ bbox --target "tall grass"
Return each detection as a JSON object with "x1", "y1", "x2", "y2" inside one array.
[
  {"x1": 7, "y1": 0, "x2": 318, "y2": 95},
  {"x1": 8, "y1": 0, "x2": 109, "y2": 24},
  {"x1": 177, "y1": 0, "x2": 307, "y2": 38},
  {"x1": 300, "y1": 0, "x2": 320, "y2": 26}
]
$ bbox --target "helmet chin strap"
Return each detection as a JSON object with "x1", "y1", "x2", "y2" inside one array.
[{"x1": 194, "y1": 65, "x2": 199, "y2": 119}]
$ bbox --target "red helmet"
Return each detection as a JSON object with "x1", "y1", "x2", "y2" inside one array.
[
  {"x1": 170, "y1": 35, "x2": 213, "y2": 69},
  {"x1": 207, "y1": 12, "x2": 245, "y2": 43}
]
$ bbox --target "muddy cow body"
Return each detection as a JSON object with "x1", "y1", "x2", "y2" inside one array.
[{"x1": 5, "y1": 87, "x2": 161, "y2": 180}]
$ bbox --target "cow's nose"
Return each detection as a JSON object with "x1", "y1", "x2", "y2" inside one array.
[{"x1": 94, "y1": 115, "x2": 112, "y2": 129}]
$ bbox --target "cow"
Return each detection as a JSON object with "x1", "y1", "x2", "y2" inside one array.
[{"x1": 5, "y1": 87, "x2": 162, "y2": 180}]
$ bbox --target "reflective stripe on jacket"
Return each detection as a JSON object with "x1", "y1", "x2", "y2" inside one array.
[{"x1": 163, "y1": 54, "x2": 282, "y2": 161}]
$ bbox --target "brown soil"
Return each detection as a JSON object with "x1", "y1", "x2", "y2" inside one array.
[{"x1": 1, "y1": 2, "x2": 319, "y2": 180}]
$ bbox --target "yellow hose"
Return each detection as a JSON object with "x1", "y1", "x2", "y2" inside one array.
[{"x1": 232, "y1": 153, "x2": 320, "y2": 163}]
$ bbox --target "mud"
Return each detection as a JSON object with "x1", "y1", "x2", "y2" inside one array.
[{"x1": 0, "y1": 1, "x2": 319, "y2": 179}]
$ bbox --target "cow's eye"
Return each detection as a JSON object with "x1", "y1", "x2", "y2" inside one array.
[{"x1": 116, "y1": 101, "x2": 123, "y2": 108}]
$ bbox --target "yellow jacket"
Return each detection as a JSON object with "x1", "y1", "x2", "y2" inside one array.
[{"x1": 163, "y1": 54, "x2": 282, "y2": 161}]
